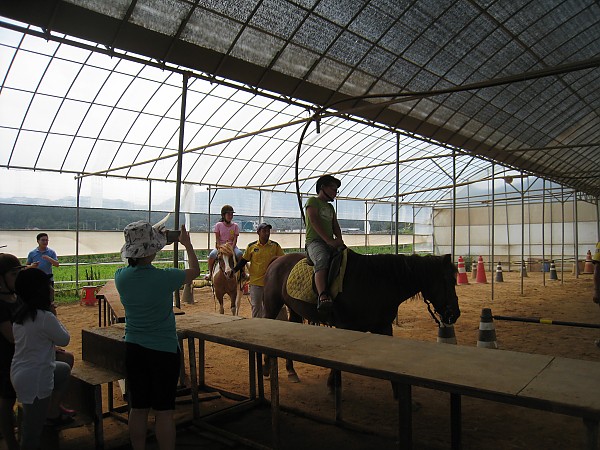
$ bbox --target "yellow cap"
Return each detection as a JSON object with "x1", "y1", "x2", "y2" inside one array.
[{"x1": 593, "y1": 242, "x2": 600, "y2": 262}]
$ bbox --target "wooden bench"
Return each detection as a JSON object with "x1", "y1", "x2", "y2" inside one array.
[{"x1": 63, "y1": 361, "x2": 125, "y2": 450}]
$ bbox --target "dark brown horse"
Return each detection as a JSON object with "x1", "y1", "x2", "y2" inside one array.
[{"x1": 263, "y1": 249, "x2": 460, "y2": 385}]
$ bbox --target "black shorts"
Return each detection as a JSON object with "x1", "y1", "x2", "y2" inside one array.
[
  {"x1": 125, "y1": 342, "x2": 180, "y2": 411},
  {"x1": 0, "y1": 369, "x2": 16, "y2": 400}
]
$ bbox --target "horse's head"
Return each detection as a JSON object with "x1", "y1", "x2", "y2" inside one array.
[{"x1": 420, "y1": 254, "x2": 460, "y2": 325}]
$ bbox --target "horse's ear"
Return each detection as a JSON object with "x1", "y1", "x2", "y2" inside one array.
[{"x1": 443, "y1": 254, "x2": 452, "y2": 264}]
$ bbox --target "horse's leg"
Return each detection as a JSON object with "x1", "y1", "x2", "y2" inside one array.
[
  {"x1": 216, "y1": 293, "x2": 225, "y2": 314},
  {"x1": 283, "y1": 308, "x2": 303, "y2": 383},
  {"x1": 229, "y1": 290, "x2": 236, "y2": 316}
]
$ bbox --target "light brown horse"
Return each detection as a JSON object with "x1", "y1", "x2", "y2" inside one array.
[{"x1": 212, "y1": 243, "x2": 241, "y2": 315}]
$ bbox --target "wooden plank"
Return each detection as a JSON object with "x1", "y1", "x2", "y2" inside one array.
[
  {"x1": 185, "y1": 318, "x2": 553, "y2": 396},
  {"x1": 519, "y1": 357, "x2": 600, "y2": 417},
  {"x1": 71, "y1": 361, "x2": 122, "y2": 386},
  {"x1": 185, "y1": 318, "x2": 369, "y2": 360},
  {"x1": 97, "y1": 280, "x2": 125, "y2": 320},
  {"x1": 82, "y1": 327, "x2": 126, "y2": 375},
  {"x1": 176, "y1": 311, "x2": 244, "y2": 330}
]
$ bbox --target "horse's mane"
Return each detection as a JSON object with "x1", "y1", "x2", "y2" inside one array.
[{"x1": 218, "y1": 243, "x2": 234, "y2": 256}]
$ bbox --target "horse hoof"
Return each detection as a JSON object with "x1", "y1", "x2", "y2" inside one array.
[
  {"x1": 219, "y1": 308, "x2": 225, "y2": 314},
  {"x1": 287, "y1": 373, "x2": 300, "y2": 383}
]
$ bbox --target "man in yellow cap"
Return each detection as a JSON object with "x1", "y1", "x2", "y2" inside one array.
[{"x1": 593, "y1": 242, "x2": 600, "y2": 348}]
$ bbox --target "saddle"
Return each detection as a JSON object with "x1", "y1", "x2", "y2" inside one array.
[{"x1": 286, "y1": 248, "x2": 347, "y2": 303}]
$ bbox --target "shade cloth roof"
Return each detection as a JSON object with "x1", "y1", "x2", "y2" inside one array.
[{"x1": 1, "y1": 0, "x2": 599, "y2": 205}]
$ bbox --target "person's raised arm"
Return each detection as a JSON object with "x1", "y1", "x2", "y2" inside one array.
[{"x1": 179, "y1": 225, "x2": 200, "y2": 284}]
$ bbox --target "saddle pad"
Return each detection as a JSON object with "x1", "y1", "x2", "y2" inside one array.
[{"x1": 286, "y1": 250, "x2": 347, "y2": 303}]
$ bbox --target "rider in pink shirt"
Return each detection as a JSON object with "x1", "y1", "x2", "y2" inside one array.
[{"x1": 205, "y1": 205, "x2": 243, "y2": 280}]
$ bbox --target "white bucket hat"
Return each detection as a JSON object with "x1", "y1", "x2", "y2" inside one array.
[{"x1": 121, "y1": 220, "x2": 167, "y2": 260}]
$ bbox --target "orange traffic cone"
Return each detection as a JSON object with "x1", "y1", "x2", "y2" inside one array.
[
  {"x1": 583, "y1": 250, "x2": 594, "y2": 274},
  {"x1": 457, "y1": 256, "x2": 469, "y2": 285},
  {"x1": 476, "y1": 256, "x2": 487, "y2": 283}
]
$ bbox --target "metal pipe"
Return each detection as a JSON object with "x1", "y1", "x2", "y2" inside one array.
[{"x1": 493, "y1": 315, "x2": 600, "y2": 329}]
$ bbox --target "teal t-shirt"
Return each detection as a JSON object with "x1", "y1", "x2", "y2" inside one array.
[
  {"x1": 115, "y1": 264, "x2": 185, "y2": 353},
  {"x1": 305, "y1": 196, "x2": 335, "y2": 243}
]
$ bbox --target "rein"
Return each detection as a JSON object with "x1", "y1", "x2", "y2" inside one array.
[{"x1": 424, "y1": 299, "x2": 441, "y2": 326}]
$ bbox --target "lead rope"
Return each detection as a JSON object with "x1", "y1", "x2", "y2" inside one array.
[{"x1": 424, "y1": 299, "x2": 441, "y2": 326}]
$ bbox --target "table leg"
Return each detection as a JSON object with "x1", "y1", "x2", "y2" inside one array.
[
  {"x1": 269, "y1": 356, "x2": 280, "y2": 450},
  {"x1": 188, "y1": 338, "x2": 199, "y2": 419},
  {"x1": 249, "y1": 351, "x2": 256, "y2": 399},
  {"x1": 334, "y1": 370, "x2": 342, "y2": 423},
  {"x1": 397, "y1": 383, "x2": 412, "y2": 450},
  {"x1": 257, "y1": 352, "x2": 265, "y2": 400},
  {"x1": 198, "y1": 339, "x2": 205, "y2": 389},
  {"x1": 451, "y1": 393, "x2": 461, "y2": 450},
  {"x1": 583, "y1": 418, "x2": 598, "y2": 450}
]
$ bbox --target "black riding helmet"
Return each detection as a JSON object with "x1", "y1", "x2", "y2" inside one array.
[
  {"x1": 221, "y1": 205, "x2": 235, "y2": 215},
  {"x1": 0, "y1": 253, "x2": 26, "y2": 295},
  {"x1": 220, "y1": 204, "x2": 235, "y2": 222},
  {"x1": 316, "y1": 175, "x2": 341, "y2": 194},
  {"x1": 0, "y1": 253, "x2": 26, "y2": 275}
]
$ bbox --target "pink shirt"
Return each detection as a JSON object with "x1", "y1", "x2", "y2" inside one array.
[{"x1": 214, "y1": 221, "x2": 239, "y2": 246}]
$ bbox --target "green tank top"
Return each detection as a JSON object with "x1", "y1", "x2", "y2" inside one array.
[{"x1": 305, "y1": 196, "x2": 335, "y2": 243}]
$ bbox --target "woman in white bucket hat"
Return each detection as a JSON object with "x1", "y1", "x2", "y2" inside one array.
[{"x1": 115, "y1": 221, "x2": 199, "y2": 450}]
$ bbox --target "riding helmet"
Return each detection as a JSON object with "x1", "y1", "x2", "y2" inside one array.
[
  {"x1": 316, "y1": 175, "x2": 341, "y2": 194},
  {"x1": 0, "y1": 253, "x2": 26, "y2": 275},
  {"x1": 221, "y1": 204, "x2": 235, "y2": 216}
]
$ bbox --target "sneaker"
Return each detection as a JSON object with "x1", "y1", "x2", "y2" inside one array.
[
  {"x1": 317, "y1": 293, "x2": 333, "y2": 323},
  {"x1": 59, "y1": 404, "x2": 76, "y2": 417},
  {"x1": 317, "y1": 293, "x2": 333, "y2": 314},
  {"x1": 45, "y1": 413, "x2": 74, "y2": 428}
]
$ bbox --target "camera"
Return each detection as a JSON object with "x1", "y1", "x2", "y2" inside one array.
[{"x1": 166, "y1": 230, "x2": 180, "y2": 244}]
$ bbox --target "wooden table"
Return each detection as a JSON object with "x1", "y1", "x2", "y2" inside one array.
[
  {"x1": 81, "y1": 313, "x2": 600, "y2": 450},
  {"x1": 181, "y1": 317, "x2": 600, "y2": 450}
]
